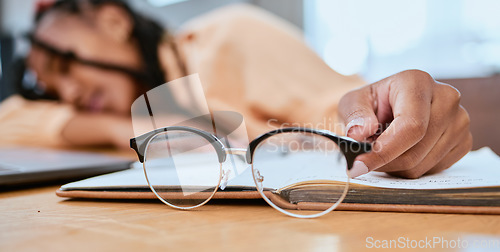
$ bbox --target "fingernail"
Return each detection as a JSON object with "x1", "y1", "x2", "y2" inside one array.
[
  {"x1": 346, "y1": 118, "x2": 364, "y2": 136},
  {"x1": 349, "y1": 161, "x2": 369, "y2": 178}
]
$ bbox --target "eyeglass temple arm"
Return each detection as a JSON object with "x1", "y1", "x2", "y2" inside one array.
[
  {"x1": 130, "y1": 138, "x2": 143, "y2": 163},
  {"x1": 337, "y1": 138, "x2": 372, "y2": 170}
]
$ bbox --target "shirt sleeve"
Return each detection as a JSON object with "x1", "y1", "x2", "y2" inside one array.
[
  {"x1": 177, "y1": 4, "x2": 366, "y2": 138},
  {"x1": 0, "y1": 95, "x2": 75, "y2": 147}
]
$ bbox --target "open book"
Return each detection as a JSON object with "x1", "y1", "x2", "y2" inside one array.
[{"x1": 57, "y1": 147, "x2": 500, "y2": 214}]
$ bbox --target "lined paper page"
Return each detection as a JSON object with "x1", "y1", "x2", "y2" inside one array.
[
  {"x1": 352, "y1": 147, "x2": 500, "y2": 189},
  {"x1": 61, "y1": 147, "x2": 500, "y2": 191}
]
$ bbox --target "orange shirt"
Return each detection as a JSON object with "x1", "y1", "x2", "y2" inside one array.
[{"x1": 175, "y1": 4, "x2": 365, "y2": 138}]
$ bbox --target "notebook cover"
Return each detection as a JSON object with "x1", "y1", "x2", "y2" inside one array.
[{"x1": 55, "y1": 189, "x2": 500, "y2": 215}]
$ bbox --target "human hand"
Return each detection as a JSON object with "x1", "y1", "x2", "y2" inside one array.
[{"x1": 338, "y1": 70, "x2": 472, "y2": 178}]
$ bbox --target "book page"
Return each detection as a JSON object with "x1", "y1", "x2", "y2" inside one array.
[
  {"x1": 61, "y1": 153, "x2": 255, "y2": 190},
  {"x1": 61, "y1": 147, "x2": 500, "y2": 191},
  {"x1": 352, "y1": 147, "x2": 500, "y2": 189}
]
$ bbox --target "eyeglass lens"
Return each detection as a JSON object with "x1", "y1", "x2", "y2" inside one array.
[
  {"x1": 143, "y1": 130, "x2": 222, "y2": 209},
  {"x1": 252, "y1": 132, "x2": 349, "y2": 218}
]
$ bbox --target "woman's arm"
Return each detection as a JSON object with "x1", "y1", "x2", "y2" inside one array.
[
  {"x1": 61, "y1": 113, "x2": 133, "y2": 149},
  {"x1": 177, "y1": 5, "x2": 472, "y2": 178},
  {"x1": 0, "y1": 95, "x2": 133, "y2": 149}
]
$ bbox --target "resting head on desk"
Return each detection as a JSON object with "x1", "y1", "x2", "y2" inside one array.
[{"x1": 0, "y1": 0, "x2": 472, "y2": 179}]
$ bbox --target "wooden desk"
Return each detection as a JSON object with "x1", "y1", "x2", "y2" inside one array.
[{"x1": 1, "y1": 185, "x2": 500, "y2": 251}]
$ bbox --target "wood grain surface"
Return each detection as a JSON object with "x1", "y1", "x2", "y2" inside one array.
[{"x1": 2, "y1": 185, "x2": 500, "y2": 251}]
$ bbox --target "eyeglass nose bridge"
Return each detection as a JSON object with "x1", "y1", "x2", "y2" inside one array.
[
  {"x1": 223, "y1": 147, "x2": 249, "y2": 164},
  {"x1": 224, "y1": 148, "x2": 247, "y2": 156},
  {"x1": 218, "y1": 148, "x2": 250, "y2": 190}
]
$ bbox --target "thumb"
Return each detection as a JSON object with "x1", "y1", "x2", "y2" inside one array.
[{"x1": 338, "y1": 87, "x2": 379, "y2": 142}]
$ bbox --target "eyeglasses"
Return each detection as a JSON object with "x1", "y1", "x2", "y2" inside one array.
[
  {"x1": 27, "y1": 33, "x2": 148, "y2": 82},
  {"x1": 130, "y1": 126, "x2": 371, "y2": 218}
]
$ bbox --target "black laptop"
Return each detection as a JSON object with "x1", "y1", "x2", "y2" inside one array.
[{"x1": 0, "y1": 147, "x2": 132, "y2": 187}]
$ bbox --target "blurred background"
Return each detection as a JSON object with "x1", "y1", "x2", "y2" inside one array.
[
  {"x1": 1, "y1": 0, "x2": 499, "y2": 150},
  {"x1": 2, "y1": 0, "x2": 500, "y2": 98}
]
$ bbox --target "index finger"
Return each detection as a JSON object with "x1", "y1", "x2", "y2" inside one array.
[{"x1": 354, "y1": 72, "x2": 433, "y2": 174}]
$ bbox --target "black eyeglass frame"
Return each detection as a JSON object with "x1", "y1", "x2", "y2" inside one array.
[
  {"x1": 130, "y1": 126, "x2": 371, "y2": 171},
  {"x1": 27, "y1": 33, "x2": 149, "y2": 82},
  {"x1": 130, "y1": 126, "x2": 372, "y2": 217}
]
